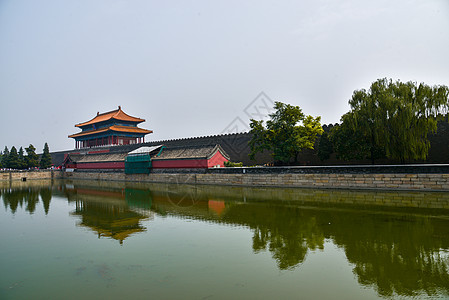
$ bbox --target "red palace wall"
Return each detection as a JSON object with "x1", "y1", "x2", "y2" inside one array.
[
  {"x1": 152, "y1": 151, "x2": 228, "y2": 169},
  {"x1": 66, "y1": 150, "x2": 228, "y2": 170},
  {"x1": 77, "y1": 162, "x2": 125, "y2": 169},
  {"x1": 152, "y1": 159, "x2": 209, "y2": 169}
]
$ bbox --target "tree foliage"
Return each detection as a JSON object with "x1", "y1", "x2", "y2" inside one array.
[
  {"x1": 25, "y1": 144, "x2": 39, "y2": 168},
  {"x1": 18, "y1": 147, "x2": 27, "y2": 169},
  {"x1": 8, "y1": 146, "x2": 20, "y2": 169},
  {"x1": 330, "y1": 113, "x2": 385, "y2": 162},
  {"x1": 317, "y1": 130, "x2": 334, "y2": 161},
  {"x1": 2, "y1": 146, "x2": 10, "y2": 168},
  {"x1": 40, "y1": 143, "x2": 52, "y2": 169},
  {"x1": 334, "y1": 78, "x2": 449, "y2": 163},
  {"x1": 249, "y1": 102, "x2": 323, "y2": 165}
]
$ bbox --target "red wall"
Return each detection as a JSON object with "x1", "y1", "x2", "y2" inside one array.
[
  {"x1": 152, "y1": 151, "x2": 229, "y2": 169},
  {"x1": 65, "y1": 150, "x2": 229, "y2": 170},
  {"x1": 207, "y1": 151, "x2": 229, "y2": 168},
  {"x1": 152, "y1": 159, "x2": 208, "y2": 169},
  {"x1": 76, "y1": 162, "x2": 125, "y2": 169}
]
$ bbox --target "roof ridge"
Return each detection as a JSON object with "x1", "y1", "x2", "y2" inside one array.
[
  {"x1": 98, "y1": 108, "x2": 119, "y2": 117},
  {"x1": 163, "y1": 144, "x2": 216, "y2": 149},
  {"x1": 148, "y1": 132, "x2": 250, "y2": 144}
]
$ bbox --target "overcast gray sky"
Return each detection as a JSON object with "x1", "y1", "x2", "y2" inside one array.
[{"x1": 1, "y1": 0, "x2": 448, "y2": 152}]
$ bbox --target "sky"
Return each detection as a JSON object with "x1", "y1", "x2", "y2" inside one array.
[{"x1": 1, "y1": 0, "x2": 448, "y2": 152}]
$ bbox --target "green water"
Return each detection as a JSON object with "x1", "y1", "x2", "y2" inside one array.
[{"x1": 1, "y1": 180, "x2": 449, "y2": 299}]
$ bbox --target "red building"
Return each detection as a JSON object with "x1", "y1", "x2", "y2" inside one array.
[
  {"x1": 62, "y1": 152, "x2": 127, "y2": 170},
  {"x1": 69, "y1": 106, "x2": 152, "y2": 149},
  {"x1": 151, "y1": 145, "x2": 230, "y2": 168},
  {"x1": 62, "y1": 145, "x2": 230, "y2": 171}
]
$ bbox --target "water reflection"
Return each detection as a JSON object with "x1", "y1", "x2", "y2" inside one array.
[
  {"x1": 1, "y1": 180, "x2": 449, "y2": 297},
  {"x1": 2, "y1": 185, "x2": 52, "y2": 215},
  {"x1": 63, "y1": 185, "x2": 153, "y2": 245}
]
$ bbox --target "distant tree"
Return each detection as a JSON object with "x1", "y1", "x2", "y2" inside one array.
[
  {"x1": 8, "y1": 146, "x2": 20, "y2": 169},
  {"x1": 2, "y1": 146, "x2": 10, "y2": 168},
  {"x1": 249, "y1": 102, "x2": 323, "y2": 165},
  {"x1": 25, "y1": 144, "x2": 39, "y2": 168},
  {"x1": 39, "y1": 143, "x2": 52, "y2": 169},
  {"x1": 338, "y1": 78, "x2": 449, "y2": 163},
  {"x1": 18, "y1": 147, "x2": 27, "y2": 169}
]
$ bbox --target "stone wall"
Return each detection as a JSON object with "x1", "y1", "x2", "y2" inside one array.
[
  {"x1": 0, "y1": 170, "x2": 62, "y2": 182},
  {"x1": 62, "y1": 165, "x2": 449, "y2": 191},
  {"x1": 4, "y1": 166, "x2": 447, "y2": 191}
]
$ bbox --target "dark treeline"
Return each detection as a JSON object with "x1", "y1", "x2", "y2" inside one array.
[{"x1": 0, "y1": 142, "x2": 52, "y2": 169}]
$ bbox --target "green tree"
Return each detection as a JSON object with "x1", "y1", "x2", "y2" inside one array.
[
  {"x1": 330, "y1": 114, "x2": 385, "y2": 162},
  {"x1": 317, "y1": 130, "x2": 334, "y2": 161},
  {"x1": 340, "y1": 78, "x2": 449, "y2": 163},
  {"x1": 2, "y1": 146, "x2": 10, "y2": 168},
  {"x1": 39, "y1": 143, "x2": 52, "y2": 169},
  {"x1": 25, "y1": 144, "x2": 39, "y2": 168},
  {"x1": 18, "y1": 147, "x2": 27, "y2": 169},
  {"x1": 8, "y1": 146, "x2": 20, "y2": 169},
  {"x1": 249, "y1": 102, "x2": 323, "y2": 165}
]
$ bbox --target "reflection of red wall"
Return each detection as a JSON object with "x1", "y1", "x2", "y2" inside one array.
[
  {"x1": 77, "y1": 162, "x2": 125, "y2": 169},
  {"x1": 208, "y1": 200, "x2": 225, "y2": 215}
]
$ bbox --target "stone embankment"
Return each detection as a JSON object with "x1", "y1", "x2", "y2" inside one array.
[
  {"x1": 61, "y1": 164, "x2": 449, "y2": 192},
  {"x1": 0, "y1": 170, "x2": 60, "y2": 182},
  {"x1": 2, "y1": 165, "x2": 448, "y2": 191}
]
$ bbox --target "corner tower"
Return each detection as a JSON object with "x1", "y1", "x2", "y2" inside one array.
[{"x1": 69, "y1": 106, "x2": 152, "y2": 149}]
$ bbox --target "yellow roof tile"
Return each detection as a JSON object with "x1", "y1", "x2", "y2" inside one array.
[{"x1": 75, "y1": 106, "x2": 145, "y2": 127}]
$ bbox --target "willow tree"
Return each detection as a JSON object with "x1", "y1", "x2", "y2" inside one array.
[
  {"x1": 249, "y1": 102, "x2": 323, "y2": 165},
  {"x1": 343, "y1": 78, "x2": 449, "y2": 163}
]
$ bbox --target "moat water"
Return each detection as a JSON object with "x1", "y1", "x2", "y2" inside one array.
[{"x1": 1, "y1": 180, "x2": 449, "y2": 299}]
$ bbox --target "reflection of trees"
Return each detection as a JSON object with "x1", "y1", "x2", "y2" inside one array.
[
  {"x1": 40, "y1": 187, "x2": 52, "y2": 215},
  {"x1": 25, "y1": 189, "x2": 39, "y2": 214},
  {"x1": 327, "y1": 212, "x2": 449, "y2": 297},
  {"x1": 2, "y1": 187, "x2": 52, "y2": 215},
  {"x1": 2, "y1": 188, "x2": 26, "y2": 214},
  {"x1": 223, "y1": 204, "x2": 325, "y2": 270},
  {"x1": 221, "y1": 202, "x2": 449, "y2": 296}
]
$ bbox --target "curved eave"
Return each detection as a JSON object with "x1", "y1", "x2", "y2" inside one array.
[
  {"x1": 69, "y1": 126, "x2": 152, "y2": 139},
  {"x1": 75, "y1": 108, "x2": 145, "y2": 128}
]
